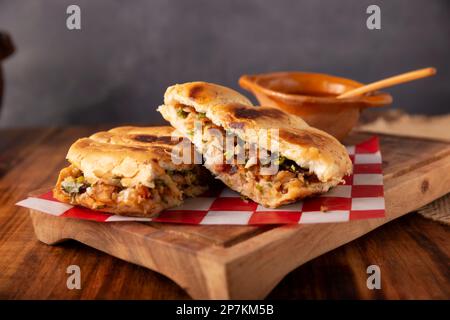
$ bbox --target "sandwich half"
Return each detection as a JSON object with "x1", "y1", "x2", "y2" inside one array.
[
  {"x1": 53, "y1": 126, "x2": 212, "y2": 217},
  {"x1": 158, "y1": 82, "x2": 353, "y2": 208}
]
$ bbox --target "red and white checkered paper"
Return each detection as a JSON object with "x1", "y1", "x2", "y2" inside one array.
[{"x1": 17, "y1": 136, "x2": 385, "y2": 225}]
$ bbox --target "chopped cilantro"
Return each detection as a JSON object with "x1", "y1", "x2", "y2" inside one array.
[
  {"x1": 275, "y1": 156, "x2": 286, "y2": 166},
  {"x1": 61, "y1": 180, "x2": 84, "y2": 194},
  {"x1": 275, "y1": 155, "x2": 304, "y2": 173},
  {"x1": 177, "y1": 109, "x2": 189, "y2": 119}
]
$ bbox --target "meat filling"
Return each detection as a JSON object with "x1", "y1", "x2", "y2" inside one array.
[
  {"x1": 58, "y1": 164, "x2": 207, "y2": 212},
  {"x1": 174, "y1": 104, "x2": 322, "y2": 201}
]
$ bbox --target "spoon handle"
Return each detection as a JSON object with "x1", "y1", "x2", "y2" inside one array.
[{"x1": 337, "y1": 67, "x2": 436, "y2": 99}]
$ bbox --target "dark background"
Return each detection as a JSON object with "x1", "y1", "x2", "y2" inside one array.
[{"x1": 0, "y1": 0, "x2": 449, "y2": 128}]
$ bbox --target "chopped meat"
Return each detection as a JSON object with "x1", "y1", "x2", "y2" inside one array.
[
  {"x1": 59, "y1": 165, "x2": 208, "y2": 210},
  {"x1": 90, "y1": 183, "x2": 118, "y2": 203},
  {"x1": 173, "y1": 104, "x2": 322, "y2": 205}
]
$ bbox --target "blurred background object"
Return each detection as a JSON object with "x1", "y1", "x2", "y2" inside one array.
[
  {"x1": 358, "y1": 109, "x2": 450, "y2": 142},
  {"x1": 0, "y1": 31, "x2": 14, "y2": 113},
  {"x1": 0, "y1": 0, "x2": 449, "y2": 127},
  {"x1": 417, "y1": 194, "x2": 450, "y2": 226}
]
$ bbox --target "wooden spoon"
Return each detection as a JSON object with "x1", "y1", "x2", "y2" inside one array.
[{"x1": 337, "y1": 67, "x2": 436, "y2": 99}]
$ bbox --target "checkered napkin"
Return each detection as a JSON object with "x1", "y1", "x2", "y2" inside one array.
[{"x1": 17, "y1": 136, "x2": 385, "y2": 225}]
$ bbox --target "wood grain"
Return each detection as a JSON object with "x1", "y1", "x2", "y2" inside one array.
[{"x1": 0, "y1": 127, "x2": 449, "y2": 299}]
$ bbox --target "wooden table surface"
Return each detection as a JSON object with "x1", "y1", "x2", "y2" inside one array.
[{"x1": 0, "y1": 127, "x2": 449, "y2": 299}]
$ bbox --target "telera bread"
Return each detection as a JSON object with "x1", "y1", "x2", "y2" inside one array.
[
  {"x1": 53, "y1": 126, "x2": 212, "y2": 217},
  {"x1": 158, "y1": 82, "x2": 353, "y2": 208}
]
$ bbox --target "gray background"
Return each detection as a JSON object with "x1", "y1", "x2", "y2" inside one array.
[{"x1": 0, "y1": 0, "x2": 449, "y2": 128}]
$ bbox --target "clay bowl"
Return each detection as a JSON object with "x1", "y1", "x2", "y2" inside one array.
[{"x1": 239, "y1": 72, "x2": 392, "y2": 141}]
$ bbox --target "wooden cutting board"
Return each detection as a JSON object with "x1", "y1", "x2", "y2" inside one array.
[{"x1": 28, "y1": 132, "x2": 450, "y2": 299}]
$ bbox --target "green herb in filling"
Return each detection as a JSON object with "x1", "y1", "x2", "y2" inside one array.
[
  {"x1": 76, "y1": 176, "x2": 85, "y2": 184},
  {"x1": 276, "y1": 156, "x2": 304, "y2": 173},
  {"x1": 240, "y1": 194, "x2": 250, "y2": 201},
  {"x1": 61, "y1": 177, "x2": 89, "y2": 195},
  {"x1": 275, "y1": 156, "x2": 286, "y2": 166},
  {"x1": 177, "y1": 109, "x2": 189, "y2": 119}
]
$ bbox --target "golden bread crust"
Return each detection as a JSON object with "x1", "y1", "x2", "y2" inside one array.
[
  {"x1": 53, "y1": 126, "x2": 210, "y2": 217},
  {"x1": 160, "y1": 82, "x2": 352, "y2": 183}
]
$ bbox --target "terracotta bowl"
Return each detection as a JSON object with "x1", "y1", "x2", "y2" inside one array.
[{"x1": 239, "y1": 72, "x2": 392, "y2": 141}]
